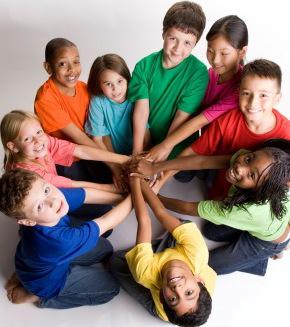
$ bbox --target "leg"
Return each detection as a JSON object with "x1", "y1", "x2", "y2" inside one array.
[
  {"x1": 203, "y1": 222, "x2": 242, "y2": 242},
  {"x1": 208, "y1": 232, "x2": 289, "y2": 276},
  {"x1": 110, "y1": 251, "x2": 158, "y2": 317},
  {"x1": 39, "y1": 263, "x2": 119, "y2": 309}
]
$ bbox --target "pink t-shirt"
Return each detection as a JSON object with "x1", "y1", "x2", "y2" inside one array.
[
  {"x1": 12, "y1": 135, "x2": 76, "y2": 188},
  {"x1": 201, "y1": 66, "x2": 242, "y2": 122}
]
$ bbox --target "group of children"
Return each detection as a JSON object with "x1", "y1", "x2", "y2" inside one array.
[{"x1": 0, "y1": 1, "x2": 289, "y2": 326}]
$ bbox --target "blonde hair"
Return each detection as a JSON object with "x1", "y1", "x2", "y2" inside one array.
[{"x1": 0, "y1": 110, "x2": 40, "y2": 168}]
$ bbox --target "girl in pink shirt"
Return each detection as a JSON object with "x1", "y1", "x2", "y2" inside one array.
[
  {"x1": 0, "y1": 110, "x2": 128, "y2": 192},
  {"x1": 148, "y1": 15, "x2": 248, "y2": 162}
]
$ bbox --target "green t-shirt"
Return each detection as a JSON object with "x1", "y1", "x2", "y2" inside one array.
[
  {"x1": 198, "y1": 198, "x2": 290, "y2": 241},
  {"x1": 128, "y1": 50, "x2": 208, "y2": 158}
]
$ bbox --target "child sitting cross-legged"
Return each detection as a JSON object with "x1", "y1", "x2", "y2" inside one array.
[
  {"x1": 110, "y1": 177, "x2": 216, "y2": 326},
  {"x1": 0, "y1": 169, "x2": 132, "y2": 309}
]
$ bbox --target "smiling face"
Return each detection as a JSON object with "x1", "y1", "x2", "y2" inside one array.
[
  {"x1": 207, "y1": 35, "x2": 246, "y2": 82},
  {"x1": 45, "y1": 46, "x2": 81, "y2": 96},
  {"x1": 19, "y1": 178, "x2": 69, "y2": 227},
  {"x1": 225, "y1": 150, "x2": 274, "y2": 189},
  {"x1": 99, "y1": 69, "x2": 128, "y2": 103},
  {"x1": 239, "y1": 75, "x2": 281, "y2": 125},
  {"x1": 162, "y1": 27, "x2": 197, "y2": 68},
  {"x1": 7, "y1": 119, "x2": 48, "y2": 160},
  {"x1": 161, "y1": 260, "x2": 202, "y2": 316}
]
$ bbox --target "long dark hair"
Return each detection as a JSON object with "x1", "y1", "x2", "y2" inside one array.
[{"x1": 223, "y1": 147, "x2": 290, "y2": 220}]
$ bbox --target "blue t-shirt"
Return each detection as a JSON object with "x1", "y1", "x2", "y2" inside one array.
[
  {"x1": 85, "y1": 95, "x2": 133, "y2": 155},
  {"x1": 15, "y1": 188, "x2": 100, "y2": 299}
]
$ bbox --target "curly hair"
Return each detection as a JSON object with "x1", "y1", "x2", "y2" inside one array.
[
  {"x1": 161, "y1": 282, "x2": 212, "y2": 326},
  {"x1": 0, "y1": 169, "x2": 38, "y2": 218},
  {"x1": 223, "y1": 147, "x2": 290, "y2": 220}
]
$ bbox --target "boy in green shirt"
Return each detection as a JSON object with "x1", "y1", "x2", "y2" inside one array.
[{"x1": 129, "y1": 1, "x2": 208, "y2": 158}]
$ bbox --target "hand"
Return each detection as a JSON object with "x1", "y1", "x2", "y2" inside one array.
[
  {"x1": 129, "y1": 158, "x2": 155, "y2": 177},
  {"x1": 146, "y1": 143, "x2": 173, "y2": 162},
  {"x1": 111, "y1": 165, "x2": 128, "y2": 193},
  {"x1": 149, "y1": 172, "x2": 164, "y2": 194}
]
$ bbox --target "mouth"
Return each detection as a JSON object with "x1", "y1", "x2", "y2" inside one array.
[
  {"x1": 34, "y1": 144, "x2": 46, "y2": 154},
  {"x1": 226, "y1": 167, "x2": 239, "y2": 184},
  {"x1": 65, "y1": 75, "x2": 78, "y2": 83}
]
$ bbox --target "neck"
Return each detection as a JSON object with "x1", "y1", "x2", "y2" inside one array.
[
  {"x1": 218, "y1": 64, "x2": 240, "y2": 84},
  {"x1": 245, "y1": 112, "x2": 276, "y2": 134}
]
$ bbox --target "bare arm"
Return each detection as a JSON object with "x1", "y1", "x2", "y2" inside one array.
[
  {"x1": 129, "y1": 177, "x2": 152, "y2": 244},
  {"x1": 158, "y1": 194, "x2": 199, "y2": 217},
  {"x1": 147, "y1": 113, "x2": 209, "y2": 162},
  {"x1": 71, "y1": 180, "x2": 118, "y2": 193},
  {"x1": 133, "y1": 99, "x2": 150, "y2": 154},
  {"x1": 141, "y1": 181, "x2": 181, "y2": 233},
  {"x1": 93, "y1": 195, "x2": 132, "y2": 236},
  {"x1": 83, "y1": 187, "x2": 123, "y2": 205}
]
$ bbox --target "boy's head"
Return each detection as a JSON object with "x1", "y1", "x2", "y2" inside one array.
[
  {"x1": 160, "y1": 260, "x2": 212, "y2": 326},
  {"x1": 0, "y1": 169, "x2": 69, "y2": 227},
  {"x1": 43, "y1": 38, "x2": 81, "y2": 95},
  {"x1": 239, "y1": 59, "x2": 281, "y2": 122},
  {"x1": 162, "y1": 1, "x2": 206, "y2": 68}
]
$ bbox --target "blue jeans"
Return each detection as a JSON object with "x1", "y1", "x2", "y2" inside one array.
[
  {"x1": 39, "y1": 237, "x2": 120, "y2": 309},
  {"x1": 203, "y1": 222, "x2": 290, "y2": 276},
  {"x1": 56, "y1": 160, "x2": 113, "y2": 221},
  {"x1": 109, "y1": 232, "x2": 177, "y2": 318}
]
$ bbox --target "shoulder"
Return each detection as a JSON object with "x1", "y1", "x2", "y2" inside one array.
[
  {"x1": 134, "y1": 50, "x2": 162, "y2": 69},
  {"x1": 186, "y1": 55, "x2": 207, "y2": 72}
]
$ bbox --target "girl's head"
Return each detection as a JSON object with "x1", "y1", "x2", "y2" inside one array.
[
  {"x1": 224, "y1": 146, "x2": 290, "y2": 220},
  {"x1": 87, "y1": 54, "x2": 131, "y2": 104},
  {"x1": 0, "y1": 110, "x2": 48, "y2": 167},
  {"x1": 43, "y1": 38, "x2": 81, "y2": 96},
  {"x1": 206, "y1": 15, "x2": 248, "y2": 81}
]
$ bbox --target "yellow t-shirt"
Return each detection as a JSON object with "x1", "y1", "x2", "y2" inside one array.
[{"x1": 125, "y1": 223, "x2": 217, "y2": 321}]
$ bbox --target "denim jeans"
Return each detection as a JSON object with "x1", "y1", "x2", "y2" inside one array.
[
  {"x1": 39, "y1": 237, "x2": 120, "y2": 309},
  {"x1": 56, "y1": 160, "x2": 113, "y2": 221},
  {"x1": 109, "y1": 232, "x2": 178, "y2": 318},
  {"x1": 203, "y1": 222, "x2": 290, "y2": 276}
]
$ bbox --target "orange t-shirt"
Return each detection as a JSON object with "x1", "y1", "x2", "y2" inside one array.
[{"x1": 34, "y1": 78, "x2": 89, "y2": 140}]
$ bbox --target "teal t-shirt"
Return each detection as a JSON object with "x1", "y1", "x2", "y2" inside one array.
[
  {"x1": 128, "y1": 50, "x2": 208, "y2": 158},
  {"x1": 85, "y1": 96, "x2": 133, "y2": 155}
]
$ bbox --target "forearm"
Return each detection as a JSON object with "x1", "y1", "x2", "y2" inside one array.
[
  {"x1": 163, "y1": 113, "x2": 209, "y2": 149},
  {"x1": 61, "y1": 123, "x2": 99, "y2": 148},
  {"x1": 133, "y1": 100, "x2": 150, "y2": 154},
  {"x1": 84, "y1": 187, "x2": 123, "y2": 205},
  {"x1": 141, "y1": 181, "x2": 181, "y2": 233},
  {"x1": 158, "y1": 194, "x2": 199, "y2": 216},
  {"x1": 95, "y1": 195, "x2": 132, "y2": 235},
  {"x1": 71, "y1": 181, "x2": 118, "y2": 193},
  {"x1": 130, "y1": 178, "x2": 152, "y2": 243}
]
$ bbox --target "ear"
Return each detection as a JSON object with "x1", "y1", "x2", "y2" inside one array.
[
  {"x1": 275, "y1": 91, "x2": 282, "y2": 105},
  {"x1": 17, "y1": 218, "x2": 37, "y2": 227},
  {"x1": 6, "y1": 141, "x2": 19, "y2": 153},
  {"x1": 43, "y1": 62, "x2": 52, "y2": 75},
  {"x1": 194, "y1": 275, "x2": 205, "y2": 285},
  {"x1": 239, "y1": 46, "x2": 248, "y2": 60}
]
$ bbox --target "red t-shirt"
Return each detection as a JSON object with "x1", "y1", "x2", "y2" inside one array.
[{"x1": 192, "y1": 108, "x2": 290, "y2": 199}]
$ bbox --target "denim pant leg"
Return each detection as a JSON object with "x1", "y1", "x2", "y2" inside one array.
[
  {"x1": 38, "y1": 238, "x2": 118, "y2": 309},
  {"x1": 203, "y1": 222, "x2": 242, "y2": 242},
  {"x1": 208, "y1": 231, "x2": 290, "y2": 276},
  {"x1": 109, "y1": 250, "x2": 158, "y2": 318}
]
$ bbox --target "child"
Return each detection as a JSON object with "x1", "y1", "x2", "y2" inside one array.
[
  {"x1": 129, "y1": 1, "x2": 208, "y2": 159},
  {"x1": 157, "y1": 146, "x2": 290, "y2": 276},
  {"x1": 85, "y1": 54, "x2": 135, "y2": 156},
  {"x1": 34, "y1": 38, "x2": 116, "y2": 189},
  {"x1": 142, "y1": 59, "x2": 290, "y2": 199},
  {"x1": 0, "y1": 169, "x2": 132, "y2": 308},
  {"x1": 111, "y1": 177, "x2": 216, "y2": 326},
  {"x1": 148, "y1": 15, "x2": 248, "y2": 162}
]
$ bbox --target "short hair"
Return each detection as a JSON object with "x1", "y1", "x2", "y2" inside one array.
[
  {"x1": 206, "y1": 15, "x2": 248, "y2": 50},
  {"x1": 87, "y1": 54, "x2": 131, "y2": 96},
  {"x1": 163, "y1": 1, "x2": 206, "y2": 42},
  {"x1": 45, "y1": 37, "x2": 76, "y2": 64},
  {"x1": 162, "y1": 282, "x2": 212, "y2": 326},
  {"x1": 0, "y1": 169, "x2": 38, "y2": 218},
  {"x1": 241, "y1": 59, "x2": 282, "y2": 91},
  {"x1": 0, "y1": 110, "x2": 40, "y2": 168}
]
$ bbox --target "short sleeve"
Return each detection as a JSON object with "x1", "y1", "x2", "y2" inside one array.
[
  {"x1": 125, "y1": 243, "x2": 156, "y2": 288},
  {"x1": 47, "y1": 135, "x2": 76, "y2": 166},
  {"x1": 128, "y1": 60, "x2": 149, "y2": 102},
  {"x1": 177, "y1": 64, "x2": 208, "y2": 114},
  {"x1": 60, "y1": 188, "x2": 86, "y2": 212},
  {"x1": 85, "y1": 97, "x2": 110, "y2": 137}
]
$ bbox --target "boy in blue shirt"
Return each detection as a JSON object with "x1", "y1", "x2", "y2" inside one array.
[{"x1": 0, "y1": 169, "x2": 132, "y2": 309}]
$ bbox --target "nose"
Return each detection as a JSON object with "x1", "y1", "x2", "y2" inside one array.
[
  {"x1": 248, "y1": 94, "x2": 259, "y2": 109},
  {"x1": 212, "y1": 53, "x2": 221, "y2": 65},
  {"x1": 173, "y1": 40, "x2": 181, "y2": 52},
  {"x1": 235, "y1": 163, "x2": 247, "y2": 178}
]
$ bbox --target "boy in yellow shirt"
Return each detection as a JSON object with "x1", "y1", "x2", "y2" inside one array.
[{"x1": 111, "y1": 178, "x2": 216, "y2": 326}]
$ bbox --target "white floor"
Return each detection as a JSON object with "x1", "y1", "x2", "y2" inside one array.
[{"x1": 0, "y1": 177, "x2": 289, "y2": 327}]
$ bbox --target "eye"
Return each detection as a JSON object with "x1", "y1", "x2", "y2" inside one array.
[
  {"x1": 244, "y1": 155, "x2": 252, "y2": 164},
  {"x1": 104, "y1": 82, "x2": 112, "y2": 87},
  {"x1": 168, "y1": 296, "x2": 177, "y2": 303},
  {"x1": 221, "y1": 52, "x2": 230, "y2": 56},
  {"x1": 118, "y1": 79, "x2": 123, "y2": 84},
  {"x1": 185, "y1": 41, "x2": 191, "y2": 46},
  {"x1": 169, "y1": 37, "x2": 175, "y2": 41},
  {"x1": 24, "y1": 136, "x2": 32, "y2": 143},
  {"x1": 44, "y1": 186, "x2": 50, "y2": 195},
  {"x1": 57, "y1": 61, "x2": 67, "y2": 68},
  {"x1": 260, "y1": 93, "x2": 268, "y2": 98},
  {"x1": 240, "y1": 91, "x2": 250, "y2": 96},
  {"x1": 37, "y1": 129, "x2": 43, "y2": 135},
  {"x1": 74, "y1": 60, "x2": 80, "y2": 65},
  {"x1": 186, "y1": 290, "x2": 193, "y2": 296}
]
